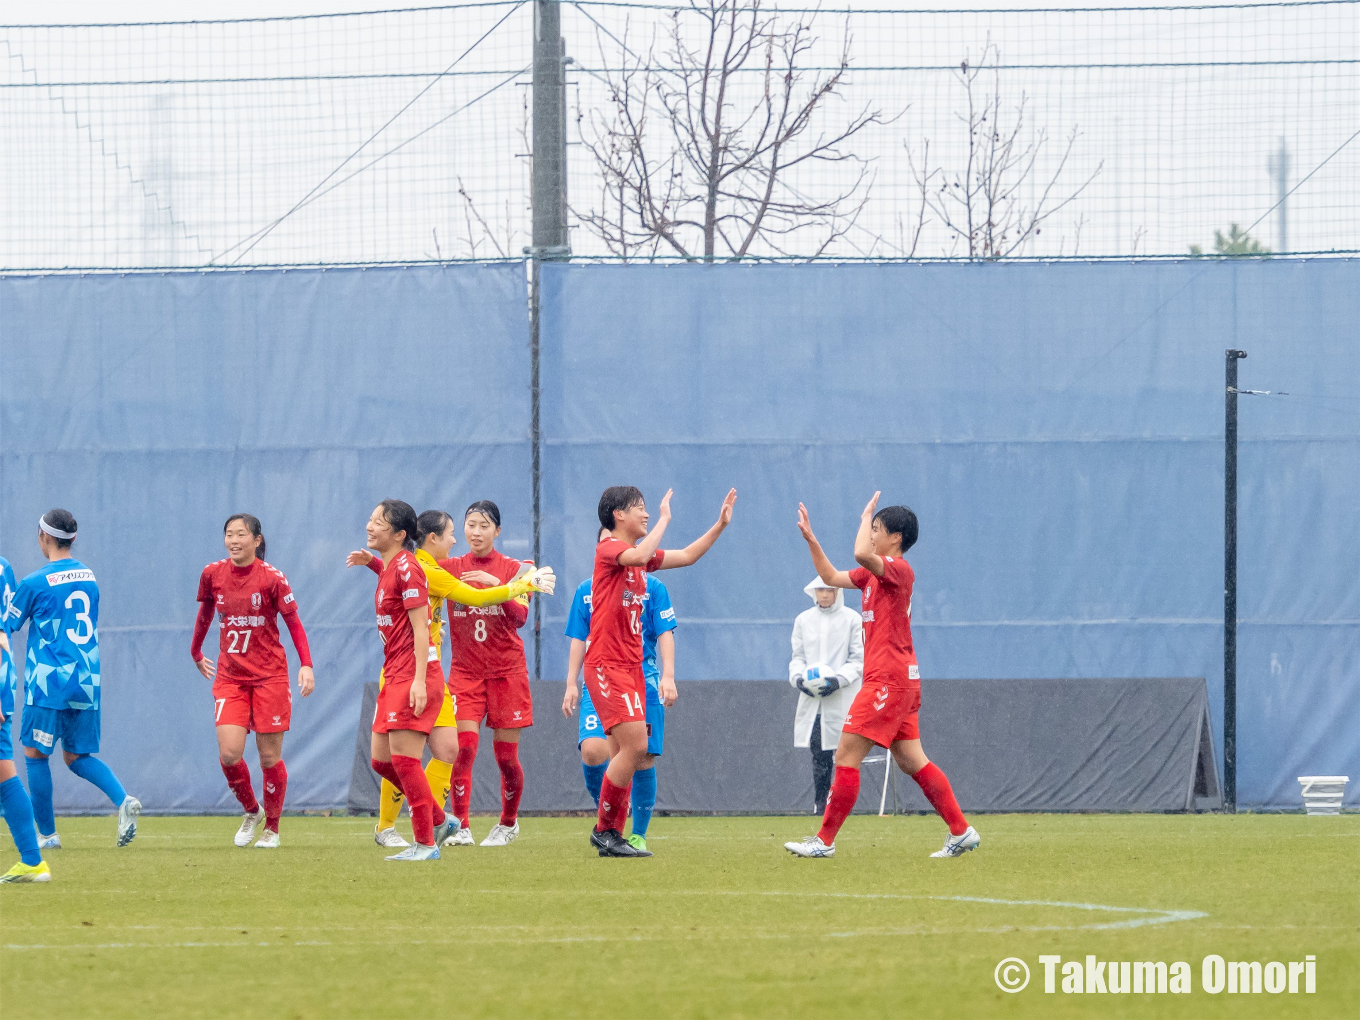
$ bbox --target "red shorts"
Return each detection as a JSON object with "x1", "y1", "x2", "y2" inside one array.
[
  {"x1": 842, "y1": 680, "x2": 921, "y2": 748},
  {"x1": 449, "y1": 670, "x2": 533, "y2": 729},
  {"x1": 372, "y1": 661, "x2": 447, "y2": 735},
  {"x1": 582, "y1": 660, "x2": 647, "y2": 735},
  {"x1": 213, "y1": 677, "x2": 291, "y2": 733}
]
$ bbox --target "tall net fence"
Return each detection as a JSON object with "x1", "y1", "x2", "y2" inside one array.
[{"x1": 2, "y1": 1, "x2": 1356, "y2": 269}]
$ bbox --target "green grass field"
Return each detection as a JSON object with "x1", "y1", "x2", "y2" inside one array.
[{"x1": 2, "y1": 813, "x2": 1356, "y2": 1019}]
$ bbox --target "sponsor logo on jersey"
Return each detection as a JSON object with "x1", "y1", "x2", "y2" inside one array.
[
  {"x1": 216, "y1": 594, "x2": 225, "y2": 605},
  {"x1": 659, "y1": 607, "x2": 676, "y2": 621},
  {"x1": 862, "y1": 610, "x2": 875, "y2": 622},
  {"x1": 909, "y1": 665, "x2": 920, "y2": 680},
  {"x1": 376, "y1": 614, "x2": 393, "y2": 627},
  {"x1": 402, "y1": 588, "x2": 420, "y2": 600},
  {"x1": 251, "y1": 592, "x2": 262, "y2": 610},
  {"x1": 46, "y1": 569, "x2": 95, "y2": 586},
  {"x1": 282, "y1": 593, "x2": 295, "y2": 606},
  {"x1": 224, "y1": 614, "x2": 266, "y2": 627}
]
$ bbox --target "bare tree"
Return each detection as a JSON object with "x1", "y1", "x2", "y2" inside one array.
[
  {"x1": 906, "y1": 43, "x2": 1101, "y2": 259},
  {"x1": 576, "y1": 0, "x2": 886, "y2": 261}
]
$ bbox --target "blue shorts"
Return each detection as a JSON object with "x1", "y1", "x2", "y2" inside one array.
[
  {"x1": 21, "y1": 705, "x2": 101, "y2": 756},
  {"x1": 578, "y1": 682, "x2": 665, "y2": 756}
]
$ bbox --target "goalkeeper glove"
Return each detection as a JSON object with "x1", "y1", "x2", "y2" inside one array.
[{"x1": 817, "y1": 675, "x2": 842, "y2": 697}]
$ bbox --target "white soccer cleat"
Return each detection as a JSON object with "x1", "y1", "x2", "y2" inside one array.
[
  {"x1": 374, "y1": 825, "x2": 410, "y2": 849},
  {"x1": 235, "y1": 808, "x2": 267, "y2": 847},
  {"x1": 385, "y1": 843, "x2": 440, "y2": 862},
  {"x1": 37, "y1": 833, "x2": 61, "y2": 851},
  {"x1": 117, "y1": 796, "x2": 142, "y2": 847},
  {"x1": 443, "y1": 827, "x2": 475, "y2": 847},
  {"x1": 784, "y1": 835, "x2": 835, "y2": 858},
  {"x1": 432, "y1": 813, "x2": 459, "y2": 848},
  {"x1": 254, "y1": 829, "x2": 280, "y2": 849},
  {"x1": 479, "y1": 822, "x2": 519, "y2": 847},
  {"x1": 930, "y1": 825, "x2": 981, "y2": 858}
]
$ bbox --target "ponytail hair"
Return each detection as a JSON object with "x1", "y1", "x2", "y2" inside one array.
[
  {"x1": 223, "y1": 513, "x2": 266, "y2": 560},
  {"x1": 417, "y1": 509, "x2": 453, "y2": 546},
  {"x1": 379, "y1": 499, "x2": 419, "y2": 552}
]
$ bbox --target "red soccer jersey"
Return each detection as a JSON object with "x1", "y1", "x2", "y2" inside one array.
[
  {"x1": 375, "y1": 550, "x2": 430, "y2": 684},
  {"x1": 444, "y1": 549, "x2": 530, "y2": 678},
  {"x1": 196, "y1": 559, "x2": 299, "y2": 685},
  {"x1": 584, "y1": 537, "x2": 664, "y2": 666},
  {"x1": 848, "y1": 556, "x2": 919, "y2": 685}
]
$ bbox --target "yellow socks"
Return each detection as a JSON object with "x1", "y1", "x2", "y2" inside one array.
[{"x1": 377, "y1": 778, "x2": 404, "y2": 831}]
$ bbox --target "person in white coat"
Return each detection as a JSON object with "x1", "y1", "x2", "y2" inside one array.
[{"x1": 789, "y1": 578, "x2": 864, "y2": 813}]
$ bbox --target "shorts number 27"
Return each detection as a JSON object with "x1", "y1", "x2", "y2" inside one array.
[{"x1": 620, "y1": 691, "x2": 644, "y2": 717}]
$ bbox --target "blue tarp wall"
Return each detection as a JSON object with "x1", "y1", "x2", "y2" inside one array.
[{"x1": 3, "y1": 260, "x2": 1356, "y2": 811}]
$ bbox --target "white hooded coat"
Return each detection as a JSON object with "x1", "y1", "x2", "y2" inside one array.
[{"x1": 789, "y1": 578, "x2": 865, "y2": 748}]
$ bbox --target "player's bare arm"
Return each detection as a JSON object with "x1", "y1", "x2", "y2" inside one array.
[
  {"x1": 562, "y1": 637, "x2": 587, "y2": 717},
  {"x1": 655, "y1": 488, "x2": 737, "y2": 569},
  {"x1": 852, "y1": 491, "x2": 887, "y2": 577},
  {"x1": 657, "y1": 630, "x2": 678, "y2": 708},
  {"x1": 408, "y1": 604, "x2": 429, "y2": 714},
  {"x1": 459, "y1": 569, "x2": 500, "y2": 587},
  {"x1": 797, "y1": 503, "x2": 856, "y2": 588},
  {"x1": 617, "y1": 489, "x2": 672, "y2": 567}
]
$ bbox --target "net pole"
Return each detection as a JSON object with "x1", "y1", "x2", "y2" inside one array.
[
  {"x1": 1224, "y1": 349, "x2": 1247, "y2": 814},
  {"x1": 529, "y1": 1, "x2": 572, "y2": 680}
]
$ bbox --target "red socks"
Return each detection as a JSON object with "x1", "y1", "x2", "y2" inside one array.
[
  {"x1": 221, "y1": 759, "x2": 259, "y2": 815},
  {"x1": 390, "y1": 755, "x2": 435, "y2": 846},
  {"x1": 261, "y1": 761, "x2": 287, "y2": 832},
  {"x1": 494, "y1": 740, "x2": 524, "y2": 826},
  {"x1": 594, "y1": 775, "x2": 631, "y2": 834},
  {"x1": 912, "y1": 761, "x2": 969, "y2": 836},
  {"x1": 817, "y1": 766, "x2": 861, "y2": 845},
  {"x1": 452, "y1": 730, "x2": 479, "y2": 828},
  {"x1": 371, "y1": 757, "x2": 402, "y2": 789}
]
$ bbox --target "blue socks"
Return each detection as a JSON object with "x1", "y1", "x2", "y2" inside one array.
[
  {"x1": 67, "y1": 754, "x2": 127, "y2": 808},
  {"x1": 582, "y1": 761, "x2": 607, "y2": 805},
  {"x1": 24, "y1": 756, "x2": 56, "y2": 837},
  {"x1": 631, "y1": 765, "x2": 657, "y2": 838},
  {"x1": 0, "y1": 776, "x2": 43, "y2": 865}
]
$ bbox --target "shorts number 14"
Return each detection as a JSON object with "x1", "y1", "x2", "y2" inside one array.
[{"x1": 620, "y1": 691, "x2": 643, "y2": 716}]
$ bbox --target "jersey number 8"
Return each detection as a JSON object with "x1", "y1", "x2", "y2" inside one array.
[{"x1": 474, "y1": 620, "x2": 488, "y2": 642}]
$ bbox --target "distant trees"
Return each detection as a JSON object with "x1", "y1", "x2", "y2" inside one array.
[
  {"x1": 577, "y1": 0, "x2": 886, "y2": 261},
  {"x1": 1189, "y1": 224, "x2": 1271, "y2": 257}
]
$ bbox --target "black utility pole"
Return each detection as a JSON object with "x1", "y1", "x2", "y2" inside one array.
[
  {"x1": 1224, "y1": 349, "x2": 1247, "y2": 813},
  {"x1": 528, "y1": 1, "x2": 570, "y2": 679}
]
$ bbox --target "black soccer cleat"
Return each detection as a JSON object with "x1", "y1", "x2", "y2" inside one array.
[{"x1": 590, "y1": 827, "x2": 652, "y2": 858}]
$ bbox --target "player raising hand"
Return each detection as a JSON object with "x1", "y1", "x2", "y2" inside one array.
[
  {"x1": 785, "y1": 494, "x2": 979, "y2": 859},
  {"x1": 584, "y1": 486, "x2": 735, "y2": 857}
]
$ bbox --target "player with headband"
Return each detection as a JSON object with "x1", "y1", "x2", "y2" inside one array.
[
  {"x1": 348, "y1": 505, "x2": 556, "y2": 852},
  {"x1": 192, "y1": 513, "x2": 316, "y2": 849},
  {"x1": 784, "y1": 493, "x2": 979, "y2": 859},
  {"x1": 584, "y1": 485, "x2": 736, "y2": 857},
  {"x1": 10, "y1": 509, "x2": 141, "y2": 851},
  {"x1": 441, "y1": 500, "x2": 540, "y2": 847},
  {"x1": 1, "y1": 555, "x2": 49, "y2": 881}
]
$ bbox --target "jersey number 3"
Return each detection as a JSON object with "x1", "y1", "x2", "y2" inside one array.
[{"x1": 64, "y1": 591, "x2": 94, "y2": 645}]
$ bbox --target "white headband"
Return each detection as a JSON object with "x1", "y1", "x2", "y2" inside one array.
[{"x1": 39, "y1": 516, "x2": 76, "y2": 541}]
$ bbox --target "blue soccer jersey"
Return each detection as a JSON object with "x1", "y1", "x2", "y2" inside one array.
[
  {"x1": 565, "y1": 574, "x2": 677, "y2": 685},
  {"x1": 1, "y1": 556, "x2": 18, "y2": 719},
  {"x1": 10, "y1": 558, "x2": 101, "y2": 711}
]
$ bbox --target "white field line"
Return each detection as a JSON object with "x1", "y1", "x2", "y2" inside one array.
[{"x1": 2, "y1": 890, "x2": 1205, "y2": 951}]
